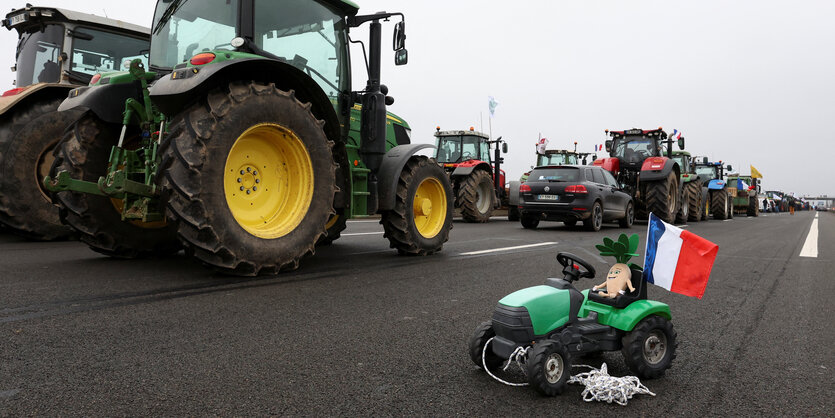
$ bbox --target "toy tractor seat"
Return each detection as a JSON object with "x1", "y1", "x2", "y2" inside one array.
[{"x1": 588, "y1": 267, "x2": 647, "y2": 309}]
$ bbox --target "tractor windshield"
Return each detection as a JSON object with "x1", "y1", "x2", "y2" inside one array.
[
  {"x1": 150, "y1": 0, "x2": 239, "y2": 70},
  {"x1": 612, "y1": 136, "x2": 659, "y2": 161},
  {"x1": 695, "y1": 166, "x2": 717, "y2": 179},
  {"x1": 14, "y1": 24, "x2": 64, "y2": 86},
  {"x1": 435, "y1": 135, "x2": 488, "y2": 164},
  {"x1": 537, "y1": 153, "x2": 578, "y2": 166},
  {"x1": 69, "y1": 28, "x2": 149, "y2": 81}
]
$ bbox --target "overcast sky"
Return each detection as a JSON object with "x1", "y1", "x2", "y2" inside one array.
[{"x1": 2, "y1": 0, "x2": 833, "y2": 198}]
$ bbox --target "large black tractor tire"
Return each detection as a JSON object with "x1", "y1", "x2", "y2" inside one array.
[
  {"x1": 159, "y1": 82, "x2": 336, "y2": 276},
  {"x1": 727, "y1": 197, "x2": 734, "y2": 219},
  {"x1": 710, "y1": 189, "x2": 728, "y2": 220},
  {"x1": 0, "y1": 101, "x2": 82, "y2": 240},
  {"x1": 457, "y1": 169, "x2": 495, "y2": 223},
  {"x1": 747, "y1": 196, "x2": 759, "y2": 217},
  {"x1": 527, "y1": 339, "x2": 572, "y2": 396},
  {"x1": 316, "y1": 209, "x2": 347, "y2": 246},
  {"x1": 644, "y1": 172, "x2": 678, "y2": 223},
  {"x1": 51, "y1": 112, "x2": 182, "y2": 257},
  {"x1": 619, "y1": 201, "x2": 634, "y2": 228},
  {"x1": 584, "y1": 200, "x2": 603, "y2": 231},
  {"x1": 468, "y1": 321, "x2": 503, "y2": 371},
  {"x1": 380, "y1": 156, "x2": 453, "y2": 255},
  {"x1": 507, "y1": 206, "x2": 520, "y2": 222},
  {"x1": 521, "y1": 215, "x2": 539, "y2": 229},
  {"x1": 674, "y1": 185, "x2": 689, "y2": 225},
  {"x1": 621, "y1": 315, "x2": 678, "y2": 379},
  {"x1": 686, "y1": 181, "x2": 702, "y2": 222}
]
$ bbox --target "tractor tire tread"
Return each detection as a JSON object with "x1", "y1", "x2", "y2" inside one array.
[{"x1": 457, "y1": 169, "x2": 494, "y2": 223}]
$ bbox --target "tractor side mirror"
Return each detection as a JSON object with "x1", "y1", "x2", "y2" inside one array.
[
  {"x1": 678, "y1": 137, "x2": 685, "y2": 150},
  {"x1": 393, "y1": 21, "x2": 406, "y2": 50},
  {"x1": 605, "y1": 140, "x2": 612, "y2": 153},
  {"x1": 394, "y1": 48, "x2": 408, "y2": 66},
  {"x1": 502, "y1": 143, "x2": 508, "y2": 153},
  {"x1": 726, "y1": 165, "x2": 733, "y2": 172},
  {"x1": 703, "y1": 156, "x2": 708, "y2": 164}
]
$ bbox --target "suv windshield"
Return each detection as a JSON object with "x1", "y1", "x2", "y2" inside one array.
[
  {"x1": 151, "y1": 0, "x2": 239, "y2": 70},
  {"x1": 69, "y1": 28, "x2": 149, "y2": 80},
  {"x1": 537, "y1": 153, "x2": 578, "y2": 166},
  {"x1": 528, "y1": 167, "x2": 579, "y2": 182},
  {"x1": 612, "y1": 136, "x2": 659, "y2": 160},
  {"x1": 435, "y1": 135, "x2": 488, "y2": 164},
  {"x1": 15, "y1": 24, "x2": 64, "y2": 86}
]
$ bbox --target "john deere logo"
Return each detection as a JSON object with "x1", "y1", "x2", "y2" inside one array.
[{"x1": 544, "y1": 186, "x2": 550, "y2": 192}]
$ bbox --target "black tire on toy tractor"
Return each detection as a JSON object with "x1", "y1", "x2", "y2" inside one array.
[
  {"x1": 316, "y1": 208, "x2": 347, "y2": 246},
  {"x1": 645, "y1": 172, "x2": 678, "y2": 223},
  {"x1": 747, "y1": 196, "x2": 758, "y2": 217},
  {"x1": 584, "y1": 200, "x2": 603, "y2": 231},
  {"x1": 521, "y1": 215, "x2": 539, "y2": 229},
  {"x1": 710, "y1": 189, "x2": 728, "y2": 220},
  {"x1": 380, "y1": 156, "x2": 452, "y2": 256},
  {"x1": 457, "y1": 169, "x2": 495, "y2": 223},
  {"x1": 50, "y1": 112, "x2": 182, "y2": 257},
  {"x1": 507, "y1": 206, "x2": 520, "y2": 222},
  {"x1": 159, "y1": 82, "x2": 336, "y2": 276},
  {"x1": 0, "y1": 103, "x2": 82, "y2": 240},
  {"x1": 619, "y1": 201, "x2": 634, "y2": 228},
  {"x1": 527, "y1": 339, "x2": 572, "y2": 396},
  {"x1": 686, "y1": 181, "x2": 702, "y2": 222},
  {"x1": 468, "y1": 321, "x2": 503, "y2": 371},
  {"x1": 621, "y1": 315, "x2": 678, "y2": 379}
]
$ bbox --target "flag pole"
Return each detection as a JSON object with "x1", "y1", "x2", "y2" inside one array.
[{"x1": 488, "y1": 115, "x2": 492, "y2": 140}]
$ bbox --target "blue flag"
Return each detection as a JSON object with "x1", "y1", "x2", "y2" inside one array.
[{"x1": 488, "y1": 96, "x2": 498, "y2": 118}]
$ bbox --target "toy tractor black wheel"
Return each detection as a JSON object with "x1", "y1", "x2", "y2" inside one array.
[
  {"x1": 622, "y1": 315, "x2": 678, "y2": 379},
  {"x1": 50, "y1": 112, "x2": 181, "y2": 258},
  {"x1": 710, "y1": 190, "x2": 728, "y2": 220},
  {"x1": 468, "y1": 321, "x2": 503, "y2": 371},
  {"x1": 619, "y1": 201, "x2": 634, "y2": 228},
  {"x1": 507, "y1": 206, "x2": 520, "y2": 222},
  {"x1": 0, "y1": 100, "x2": 81, "y2": 240},
  {"x1": 160, "y1": 82, "x2": 336, "y2": 275},
  {"x1": 645, "y1": 172, "x2": 678, "y2": 223},
  {"x1": 527, "y1": 339, "x2": 571, "y2": 396},
  {"x1": 380, "y1": 156, "x2": 452, "y2": 255},
  {"x1": 584, "y1": 201, "x2": 603, "y2": 231},
  {"x1": 457, "y1": 169, "x2": 494, "y2": 223},
  {"x1": 316, "y1": 209, "x2": 347, "y2": 246},
  {"x1": 747, "y1": 196, "x2": 758, "y2": 217},
  {"x1": 520, "y1": 215, "x2": 539, "y2": 229},
  {"x1": 686, "y1": 181, "x2": 702, "y2": 222}
]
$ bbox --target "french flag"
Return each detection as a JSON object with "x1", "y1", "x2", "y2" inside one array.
[{"x1": 643, "y1": 213, "x2": 718, "y2": 299}]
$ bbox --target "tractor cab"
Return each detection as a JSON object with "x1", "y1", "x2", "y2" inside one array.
[
  {"x1": 607, "y1": 128, "x2": 668, "y2": 169},
  {"x1": 537, "y1": 151, "x2": 579, "y2": 167},
  {"x1": 434, "y1": 128, "x2": 491, "y2": 165}
]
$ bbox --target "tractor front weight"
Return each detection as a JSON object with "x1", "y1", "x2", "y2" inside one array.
[{"x1": 44, "y1": 59, "x2": 166, "y2": 223}]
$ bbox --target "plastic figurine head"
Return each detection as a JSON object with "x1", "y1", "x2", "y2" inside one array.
[{"x1": 607, "y1": 263, "x2": 632, "y2": 282}]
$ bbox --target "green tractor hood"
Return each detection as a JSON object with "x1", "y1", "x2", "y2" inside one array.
[{"x1": 499, "y1": 285, "x2": 571, "y2": 336}]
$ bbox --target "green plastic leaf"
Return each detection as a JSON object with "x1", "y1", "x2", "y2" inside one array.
[
  {"x1": 628, "y1": 234, "x2": 640, "y2": 253},
  {"x1": 612, "y1": 241, "x2": 627, "y2": 255},
  {"x1": 618, "y1": 234, "x2": 630, "y2": 250},
  {"x1": 603, "y1": 237, "x2": 614, "y2": 249},
  {"x1": 599, "y1": 251, "x2": 617, "y2": 257},
  {"x1": 596, "y1": 244, "x2": 612, "y2": 253},
  {"x1": 628, "y1": 262, "x2": 643, "y2": 271}
]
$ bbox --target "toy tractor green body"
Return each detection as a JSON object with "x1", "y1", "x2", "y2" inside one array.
[
  {"x1": 0, "y1": 5, "x2": 149, "y2": 240},
  {"x1": 45, "y1": 0, "x2": 453, "y2": 275}
]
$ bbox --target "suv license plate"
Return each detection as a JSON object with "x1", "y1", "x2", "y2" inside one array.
[{"x1": 538, "y1": 194, "x2": 558, "y2": 201}]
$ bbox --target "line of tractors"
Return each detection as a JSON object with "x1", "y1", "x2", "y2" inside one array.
[{"x1": 0, "y1": 2, "x2": 771, "y2": 278}]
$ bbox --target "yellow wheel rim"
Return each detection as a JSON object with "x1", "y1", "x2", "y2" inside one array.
[
  {"x1": 224, "y1": 123, "x2": 313, "y2": 239},
  {"x1": 413, "y1": 177, "x2": 447, "y2": 239},
  {"x1": 325, "y1": 213, "x2": 340, "y2": 229}
]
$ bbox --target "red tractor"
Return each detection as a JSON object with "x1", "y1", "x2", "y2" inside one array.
[
  {"x1": 434, "y1": 127, "x2": 508, "y2": 222},
  {"x1": 594, "y1": 128, "x2": 685, "y2": 223}
]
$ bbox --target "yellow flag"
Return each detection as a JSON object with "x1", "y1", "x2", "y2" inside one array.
[{"x1": 750, "y1": 165, "x2": 763, "y2": 179}]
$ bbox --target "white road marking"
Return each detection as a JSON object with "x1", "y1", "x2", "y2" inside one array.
[
  {"x1": 799, "y1": 214, "x2": 818, "y2": 258},
  {"x1": 675, "y1": 224, "x2": 689, "y2": 228},
  {"x1": 341, "y1": 232, "x2": 384, "y2": 236},
  {"x1": 459, "y1": 242, "x2": 558, "y2": 256},
  {"x1": 723, "y1": 219, "x2": 732, "y2": 222}
]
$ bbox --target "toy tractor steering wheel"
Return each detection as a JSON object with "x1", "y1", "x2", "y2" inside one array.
[{"x1": 556, "y1": 252, "x2": 596, "y2": 280}]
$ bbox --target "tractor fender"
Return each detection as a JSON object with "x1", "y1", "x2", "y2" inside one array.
[
  {"x1": 57, "y1": 82, "x2": 144, "y2": 124},
  {"x1": 0, "y1": 83, "x2": 74, "y2": 118},
  {"x1": 508, "y1": 180, "x2": 521, "y2": 206},
  {"x1": 707, "y1": 179, "x2": 727, "y2": 190},
  {"x1": 590, "y1": 299, "x2": 672, "y2": 332},
  {"x1": 639, "y1": 158, "x2": 679, "y2": 182},
  {"x1": 377, "y1": 144, "x2": 436, "y2": 211},
  {"x1": 593, "y1": 157, "x2": 620, "y2": 175},
  {"x1": 450, "y1": 161, "x2": 491, "y2": 178},
  {"x1": 148, "y1": 57, "x2": 341, "y2": 143}
]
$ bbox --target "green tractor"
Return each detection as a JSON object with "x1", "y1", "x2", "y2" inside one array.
[
  {"x1": 518, "y1": 143, "x2": 595, "y2": 182},
  {"x1": 726, "y1": 174, "x2": 760, "y2": 217},
  {"x1": 45, "y1": 0, "x2": 453, "y2": 275},
  {"x1": 0, "y1": 5, "x2": 149, "y2": 240},
  {"x1": 670, "y1": 150, "x2": 706, "y2": 223}
]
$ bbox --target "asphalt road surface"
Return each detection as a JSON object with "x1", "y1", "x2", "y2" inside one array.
[{"x1": 1, "y1": 210, "x2": 832, "y2": 415}]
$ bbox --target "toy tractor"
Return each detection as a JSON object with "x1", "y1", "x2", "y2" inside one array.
[
  {"x1": 726, "y1": 174, "x2": 760, "y2": 217},
  {"x1": 433, "y1": 127, "x2": 509, "y2": 222},
  {"x1": 469, "y1": 236, "x2": 677, "y2": 396},
  {"x1": 594, "y1": 128, "x2": 685, "y2": 223},
  {"x1": 693, "y1": 158, "x2": 734, "y2": 220},
  {"x1": 670, "y1": 150, "x2": 705, "y2": 223},
  {"x1": 45, "y1": 0, "x2": 453, "y2": 275},
  {"x1": 0, "y1": 5, "x2": 149, "y2": 240}
]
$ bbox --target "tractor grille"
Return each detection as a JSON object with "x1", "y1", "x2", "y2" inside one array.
[{"x1": 491, "y1": 304, "x2": 535, "y2": 344}]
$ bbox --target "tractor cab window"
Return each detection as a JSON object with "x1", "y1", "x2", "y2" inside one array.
[
  {"x1": 14, "y1": 24, "x2": 64, "y2": 86},
  {"x1": 538, "y1": 153, "x2": 578, "y2": 166},
  {"x1": 435, "y1": 135, "x2": 484, "y2": 163},
  {"x1": 695, "y1": 166, "x2": 716, "y2": 179},
  {"x1": 69, "y1": 28, "x2": 149, "y2": 80},
  {"x1": 672, "y1": 155, "x2": 689, "y2": 172},
  {"x1": 150, "y1": 0, "x2": 239, "y2": 70},
  {"x1": 529, "y1": 168, "x2": 579, "y2": 182},
  {"x1": 254, "y1": 0, "x2": 348, "y2": 98},
  {"x1": 612, "y1": 136, "x2": 658, "y2": 161}
]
